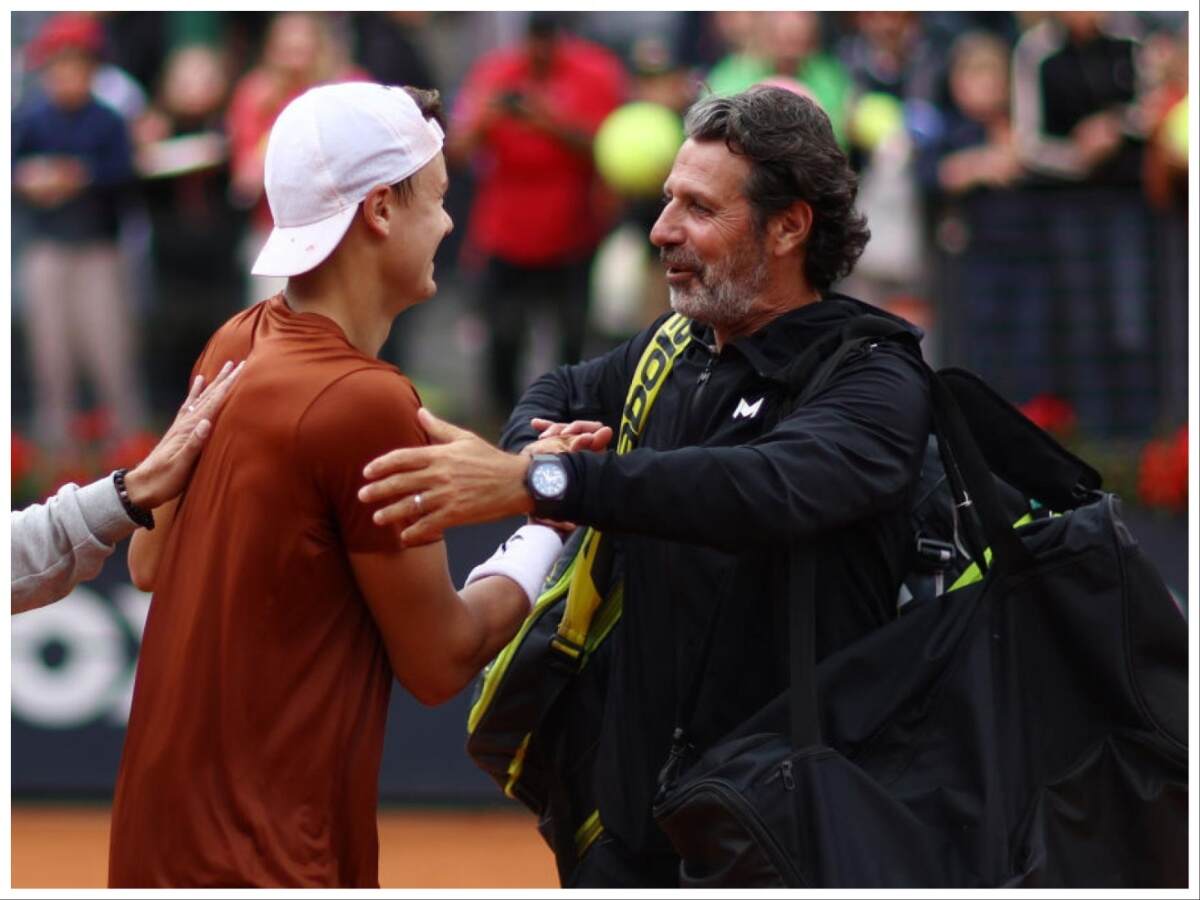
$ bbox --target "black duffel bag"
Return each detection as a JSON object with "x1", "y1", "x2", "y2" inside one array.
[{"x1": 651, "y1": 367, "x2": 1189, "y2": 888}]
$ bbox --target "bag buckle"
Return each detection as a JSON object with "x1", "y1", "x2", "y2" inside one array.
[
  {"x1": 915, "y1": 537, "x2": 957, "y2": 568},
  {"x1": 913, "y1": 537, "x2": 958, "y2": 598},
  {"x1": 548, "y1": 633, "x2": 585, "y2": 671}
]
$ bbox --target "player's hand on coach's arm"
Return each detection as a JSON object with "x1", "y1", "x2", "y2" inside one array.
[
  {"x1": 358, "y1": 409, "x2": 613, "y2": 546},
  {"x1": 524, "y1": 417, "x2": 614, "y2": 455}
]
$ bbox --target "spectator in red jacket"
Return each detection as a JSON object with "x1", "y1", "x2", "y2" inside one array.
[{"x1": 449, "y1": 12, "x2": 626, "y2": 416}]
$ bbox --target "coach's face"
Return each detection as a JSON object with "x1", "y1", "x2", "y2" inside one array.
[
  {"x1": 650, "y1": 139, "x2": 768, "y2": 330},
  {"x1": 387, "y1": 151, "x2": 453, "y2": 304}
]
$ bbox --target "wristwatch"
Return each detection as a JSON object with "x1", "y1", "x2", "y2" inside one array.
[{"x1": 525, "y1": 454, "x2": 569, "y2": 507}]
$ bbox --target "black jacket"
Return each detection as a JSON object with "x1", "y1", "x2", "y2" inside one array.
[{"x1": 501, "y1": 294, "x2": 931, "y2": 856}]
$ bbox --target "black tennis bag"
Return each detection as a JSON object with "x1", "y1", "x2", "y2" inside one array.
[{"x1": 651, "y1": 367, "x2": 1189, "y2": 887}]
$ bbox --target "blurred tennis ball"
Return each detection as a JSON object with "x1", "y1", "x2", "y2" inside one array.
[
  {"x1": 1162, "y1": 96, "x2": 1188, "y2": 163},
  {"x1": 850, "y1": 92, "x2": 905, "y2": 152},
  {"x1": 594, "y1": 102, "x2": 684, "y2": 198}
]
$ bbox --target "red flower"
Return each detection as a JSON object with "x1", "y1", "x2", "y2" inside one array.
[
  {"x1": 103, "y1": 431, "x2": 162, "y2": 473},
  {"x1": 1138, "y1": 424, "x2": 1189, "y2": 512},
  {"x1": 11, "y1": 433, "x2": 37, "y2": 484},
  {"x1": 1018, "y1": 394, "x2": 1077, "y2": 437},
  {"x1": 70, "y1": 408, "x2": 113, "y2": 444}
]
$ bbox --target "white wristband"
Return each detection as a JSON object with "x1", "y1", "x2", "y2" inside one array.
[{"x1": 464, "y1": 524, "x2": 565, "y2": 608}]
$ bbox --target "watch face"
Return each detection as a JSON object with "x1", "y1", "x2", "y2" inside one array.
[{"x1": 531, "y1": 460, "x2": 568, "y2": 500}]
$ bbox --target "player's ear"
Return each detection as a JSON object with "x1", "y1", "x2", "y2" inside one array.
[{"x1": 361, "y1": 185, "x2": 394, "y2": 237}]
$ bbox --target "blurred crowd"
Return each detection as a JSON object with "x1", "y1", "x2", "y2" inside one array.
[{"x1": 10, "y1": 10, "x2": 1191, "y2": 504}]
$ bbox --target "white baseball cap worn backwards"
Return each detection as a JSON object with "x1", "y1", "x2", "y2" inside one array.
[{"x1": 251, "y1": 82, "x2": 445, "y2": 278}]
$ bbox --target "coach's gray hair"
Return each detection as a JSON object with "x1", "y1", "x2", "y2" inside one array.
[{"x1": 684, "y1": 87, "x2": 870, "y2": 291}]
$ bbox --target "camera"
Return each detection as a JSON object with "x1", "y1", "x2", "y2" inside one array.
[{"x1": 497, "y1": 90, "x2": 525, "y2": 113}]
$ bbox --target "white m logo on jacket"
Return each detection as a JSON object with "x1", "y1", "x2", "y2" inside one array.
[{"x1": 732, "y1": 397, "x2": 764, "y2": 420}]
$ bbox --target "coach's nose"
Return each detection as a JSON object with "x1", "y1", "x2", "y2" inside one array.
[{"x1": 649, "y1": 200, "x2": 682, "y2": 249}]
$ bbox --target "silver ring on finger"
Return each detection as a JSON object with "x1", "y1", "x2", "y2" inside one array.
[
  {"x1": 414, "y1": 493, "x2": 423, "y2": 512},
  {"x1": 187, "y1": 404, "x2": 196, "y2": 413}
]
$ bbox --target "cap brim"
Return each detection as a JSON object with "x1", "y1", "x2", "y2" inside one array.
[{"x1": 250, "y1": 205, "x2": 358, "y2": 278}]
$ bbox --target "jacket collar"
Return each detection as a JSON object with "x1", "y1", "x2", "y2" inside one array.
[{"x1": 687, "y1": 293, "x2": 924, "y2": 384}]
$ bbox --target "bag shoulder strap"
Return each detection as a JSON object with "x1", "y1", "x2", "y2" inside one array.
[
  {"x1": 670, "y1": 315, "x2": 912, "y2": 758},
  {"x1": 938, "y1": 368, "x2": 1101, "y2": 510},
  {"x1": 784, "y1": 316, "x2": 919, "y2": 748},
  {"x1": 776, "y1": 314, "x2": 919, "y2": 412},
  {"x1": 471, "y1": 316, "x2": 697, "y2": 734},
  {"x1": 615, "y1": 313, "x2": 693, "y2": 453},
  {"x1": 789, "y1": 544, "x2": 820, "y2": 748},
  {"x1": 552, "y1": 313, "x2": 694, "y2": 660}
]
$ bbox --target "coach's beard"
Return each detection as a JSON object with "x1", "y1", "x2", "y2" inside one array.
[{"x1": 663, "y1": 243, "x2": 768, "y2": 330}]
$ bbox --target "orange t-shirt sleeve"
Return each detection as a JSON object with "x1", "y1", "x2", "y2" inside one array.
[
  {"x1": 189, "y1": 309, "x2": 255, "y2": 386},
  {"x1": 298, "y1": 367, "x2": 430, "y2": 554}
]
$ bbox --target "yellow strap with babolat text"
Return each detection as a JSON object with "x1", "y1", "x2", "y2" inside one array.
[
  {"x1": 467, "y1": 313, "x2": 694, "y2": 737},
  {"x1": 550, "y1": 312, "x2": 693, "y2": 660}
]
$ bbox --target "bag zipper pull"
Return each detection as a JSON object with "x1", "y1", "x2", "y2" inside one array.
[
  {"x1": 656, "y1": 726, "x2": 694, "y2": 791},
  {"x1": 780, "y1": 759, "x2": 795, "y2": 790}
]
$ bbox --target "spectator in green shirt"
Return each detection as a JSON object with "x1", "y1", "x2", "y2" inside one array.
[{"x1": 706, "y1": 11, "x2": 851, "y2": 147}]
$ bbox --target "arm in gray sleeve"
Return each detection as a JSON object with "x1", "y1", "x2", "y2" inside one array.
[{"x1": 10, "y1": 476, "x2": 139, "y2": 614}]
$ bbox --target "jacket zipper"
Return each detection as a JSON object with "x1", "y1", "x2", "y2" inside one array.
[
  {"x1": 682, "y1": 348, "x2": 717, "y2": 445},
  {"x1": 660, "y1": 775, "x2": 808, "y2": 886},
  {"x1": 693, "y1": 350, "x2": 716, "y2": 401}
]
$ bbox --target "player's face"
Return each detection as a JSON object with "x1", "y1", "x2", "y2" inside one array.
[
  {"x1": 650, "y1": 139, "x2": 768, "y2": 330},
  {"x1": 388, "y1": 152, "x2": 452, "y2": 305}
]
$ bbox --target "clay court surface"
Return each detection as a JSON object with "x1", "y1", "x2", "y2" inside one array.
[{"x1": 10, "y1": 805, "x2": 559, "y2": 888}]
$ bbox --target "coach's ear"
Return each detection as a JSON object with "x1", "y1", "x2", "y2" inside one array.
[
  {"x1": 361, "y1": 184, "x2": 395, "y2": 237},
  {"x1": 768, "y1": 199, "x2": 813, "y2": 257}
]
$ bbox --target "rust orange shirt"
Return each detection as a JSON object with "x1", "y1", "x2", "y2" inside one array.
[{"x1": 108, "y1": 295, "x2": 424, "y2": 887}]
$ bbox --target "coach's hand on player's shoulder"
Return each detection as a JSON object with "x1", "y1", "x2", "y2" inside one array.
[
  {"x1": 123, "y1": 360, "x2": 245, "y2": 511},
  {"x1": 359, "y1": 408, "x2": 534, "y2": 546}
]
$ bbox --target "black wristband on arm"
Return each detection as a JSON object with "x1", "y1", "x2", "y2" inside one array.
[{"x1": 113, "y1": 468, "x2": 156, "y2": 530}]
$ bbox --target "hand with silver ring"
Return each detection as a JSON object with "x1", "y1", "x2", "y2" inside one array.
[{"x1": 359, "y1": 407, "x2": 536, "y2": 546}]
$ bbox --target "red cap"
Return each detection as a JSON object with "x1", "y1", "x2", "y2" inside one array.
[{"x1": 27, "y1": 13, "x2": 104, "y2": 68}]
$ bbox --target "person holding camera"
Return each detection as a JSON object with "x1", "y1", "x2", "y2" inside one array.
[{"x1": 447, "y1": 12, "x2": 626, "y2": 416}]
